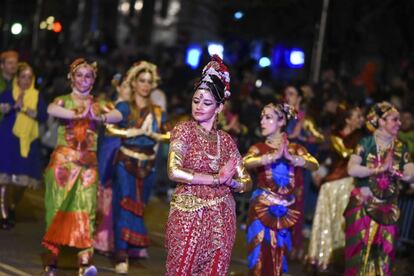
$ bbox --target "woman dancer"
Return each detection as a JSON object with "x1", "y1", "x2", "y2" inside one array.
[
  {"x1": 108, "y1": 61, "x2": 169, "y2": 274},
  {"x1": 284, "y1": 85, "x2": 323, "y2": 260},
  {"x1": 307, "y1": 105, "x2": 364, "y2": 271},
  {"x1": 93, "y1": 76, "x2": 130, "y2": 255},
  {"x1": 243, "y1": 102, "x2": 319, "y2": 276},
  {"x1": 345, "y1": 101, "x2": 414, "y2": 275},
  {"x1": 0, "y1": 62, "x2": 47, "y2": 229},
  {"x1": 42, "y1": 58, "x2": 122, "y2": 276},
  {"x1": 165, "y1": 55, "x2": 252, "y2": 275}
]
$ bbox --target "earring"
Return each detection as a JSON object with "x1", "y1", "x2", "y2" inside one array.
[{"x1": 214, "y1": 113, "x2": 219, "y2": 128}]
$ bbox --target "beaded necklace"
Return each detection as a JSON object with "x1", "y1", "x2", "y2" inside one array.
[{"x1": 196, "y1": 124, "x2": 221, "y2": 172}]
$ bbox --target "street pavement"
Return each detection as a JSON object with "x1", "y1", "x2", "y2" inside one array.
[
  {"x1": 0, "y1": 188, "x2": 252, "y2": 276},
  {"x1": 0, "y1": 188, "x2": 413, "y2": 275}
]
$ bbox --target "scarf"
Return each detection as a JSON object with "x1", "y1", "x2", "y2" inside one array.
[{"x1": 12, "y1": 78, "x2": 39, "y2": 158}]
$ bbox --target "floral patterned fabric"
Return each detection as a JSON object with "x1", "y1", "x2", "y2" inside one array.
[
  {"x1": 165, "y1": 120, "x2": 241, "y2": 276},
  {"x1": 345, "y1": 135, "x2": 411, "y2": 276},
  {"x1": 42, "y1": 94, "x2": 104, "y2": 255}
]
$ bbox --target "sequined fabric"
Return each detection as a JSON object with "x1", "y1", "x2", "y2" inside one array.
[
  {"x1": 344, "y1": 188, "x2": 396, "y2": 276},
  {"x1": 246, "y1": 142, "x2": 313, "y2": 276},
  {"x1": 165, "y1": 120, "x2": 241, "y2": 276},
  {"x1": 344, "y1": 135, "x2": 411, "y2": 275},
  {"x1": 324, "y1": 131, "x2": 363, "y2": 183},
  {"x1": 112, "y1": 102, "x2": 166, "y2": 253},
  {"x1": 43, "y1": 94, "x2": 102, "y2": 256},
  {"x1": 307, "y1": 177, "x2": 354, "y2": 270},
  {"x1": 306, "y1": 131, "x2": 361, "y2": 270}
]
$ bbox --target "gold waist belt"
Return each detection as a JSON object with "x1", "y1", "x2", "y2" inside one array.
[
  {"x1": 260, "y1": 188, "x2": 295, "y2": 206},
  {"x1": 171, "y1": 194, "x2": 228, "y2": 212},
  {"x1": 120, "y1": 146, "x2": 156, "y2": 161}
]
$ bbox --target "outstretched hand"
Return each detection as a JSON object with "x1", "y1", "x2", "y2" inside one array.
[{"x1": 125, "y1": 128, "x2": 145, "y2": 138}]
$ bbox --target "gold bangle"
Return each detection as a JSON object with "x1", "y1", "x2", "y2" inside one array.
[
  {"x1": 234, "y1": 182, "x2": 244, "y2": 193},
  {"x1": 212, "y1": 174, "x2": 220, "y2": 185},
  {"x1": 293, "y1": 156, "x2": 299, "y2": 166},
  {"x1": 262, "y1": 154, "x2": 271, "y2": 165}
]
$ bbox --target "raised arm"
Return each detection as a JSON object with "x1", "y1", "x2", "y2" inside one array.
[
  {"x1": 167, "y1": 139, "x2": 196, "y2": 184},
  {"x1": 243, "y1": 145, "x2": 284, "y2": 170},
  {"x1": 331, "y1": 135, "x2": 354, "y2": 159},
  {"x1": 149, "y1": 131, "x2": 171, "y2": 143},
  {"x1": 102, "y1": 108, "x2": 122, "y2": 124},
  {"x1": 167, "y1": 138, "x2": 227, "y2": 185},
  {"x1": 402, "y1": 163, "x2": 414, "y2": 183},
  {"x1": 286, "y1": 144, "x2": 319, "y2": 171},
  {"x1": 347, "y1": 154, "x2": 376, "y2": 178},
  {"x1": 47, "y1": 102, "x2": 79, "y2": 119},
  {"x1": 231, "y1": 160, "x2": 252, "y2": 193}
]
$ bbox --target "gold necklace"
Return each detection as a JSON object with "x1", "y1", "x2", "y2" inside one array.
[
  {"x1": 265, "y1": 134, "x2": 283, "y2": 149},
  {"x1": 204, "y1": 132, "x2": 221, "y2": 172},
  {"x1": 374, "y1": 132, "x2": 394, "y2": 152},
  {"x1": 196, "y1": 124, "x2": 220, "y2": 171},
  {"x1": 195, "y1": 123, "x2": 217, "y2": 142}
]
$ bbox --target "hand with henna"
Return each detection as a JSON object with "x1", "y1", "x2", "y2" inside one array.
[{"x1": 219, "y1": 157, "x2": 237, "y2": 185}]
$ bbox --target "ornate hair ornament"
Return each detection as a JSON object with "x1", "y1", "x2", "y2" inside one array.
[
  {"x1": 123, "y1": 60, "x2": 160, "y2": 89},
  {"x1": 280, "y1": 103, "x2": 297, "y2": 120},
  {"x1": 337, "y1": 101, "x2": 349, "y2": 112},
  {"x1": 196, "y1": 55, "x2": 231, "y2": 103},
  {"x1": 366, "y1": 101, "x2": 398, "y2": 132},
  {"x1": 68, "y1": 58, "x2": 98, "y2": 80},
  {"x1": 265, "y1": 102, "x2": 297, "y2": 121}
]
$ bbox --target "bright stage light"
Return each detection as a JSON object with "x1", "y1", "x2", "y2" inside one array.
[
  {"x1": 259, "y1": 57, "x2": 271, "y2": 68},
  {"x1": 234, "y1": 11, "x2": 244, "y2": 20},
  {"x1": 119, "y1": 1, "x2": 130, "y2": 15},
  {"x1": 40, "y1": 21, "x2": 47, "y2": 29},
  {"x1": 290, "y1": 49, "x2": 304, "y2": 65},
  {"x1": 11, "y1": 23, "x2": 22, "y2": 35},
  {"x1": 186, "y1": 45, "x2": 202, "y2": 69},
  {"x1": 135, "y1": 0, "x2": 143, "y2": 11},
  {"x1": 46, "y1": 16, "x2": 55, "y2": 24},
  {"x1": 52, "y1": 22, "x2": 62, "y2": 33},
  {"x1": 286, "y1": 48, "x2": 305, "y2": 68},
  {"x1": 207, "y1": 43, "x2": 224, "y2": 59}
]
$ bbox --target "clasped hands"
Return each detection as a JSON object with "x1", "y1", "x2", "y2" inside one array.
[
  {"x1": 262, "y1": 140, "x2": 304, "y2": 167},
  {"x1": 125, "y1": 114, "x2": 154, "y2": 138},
  {"x1": 0, "y1": 103, "x2": 12, "y2": 114},
  {"x1": 72, "y1": 100, "x2": 104, "y2": 122},
  {"x1": 371, "y1": 150, "x2": 405, "y2": 180},
  {"x1": 215, "y1": 157, "x2": 241, "y2": 189},
  {"x1": 0, "y1": 102, "x2": 37, "y2": 118}
]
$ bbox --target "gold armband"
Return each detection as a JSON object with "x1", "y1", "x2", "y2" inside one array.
[
  {"x1": 105, "y1": 124, "x2": 129, "y2": 137},
  {"x1": 167, "y1": 140, "x2": 194, "y2": 184},
  {"x1": 302, "y1": 152, "x2": 319, "y2": 171},
  {"x1": 151, "y1": 131, "x2": 171, "y2": 143},
  {"x1": 233, "y1": 161, "x2": 252, "y2": 193},
  {"x1": 303, "y1": 118, "x2": 324, "y2": 142},
  {"x1": 243, "y1": 151, "x2": 267, "y2": 169},
  {"x1": 171, "y1": 194, "x2": 229, "y2": 212},
  {"x1": 331, "y1": 135, "x2": 353, "y2": 158}
]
